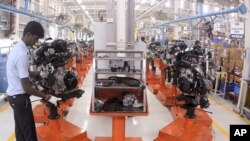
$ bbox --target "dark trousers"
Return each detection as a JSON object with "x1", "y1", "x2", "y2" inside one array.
[{"x1": 8, "y1": 94, "x2": 37, "y2": 141}]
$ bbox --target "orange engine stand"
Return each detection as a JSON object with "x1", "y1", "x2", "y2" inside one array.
[
  {"x1": 66, "y1": 58, "x2": 74, "y2": 70},
  {"x1": 36, "y1": 100, "x2": 91, "y2": 141},
  {"x1": 155, "y1": 104, "x2": 213, "y2": 141},
  {"x1": 146, "y1": 57, "x2": 159, "y2": 87},
  {"x1": 154, "y1": 116, "x2": 213, "y2": 141},
  {"x1": 171, "y1": 106, "x2": 213, "y2": 127},
  {"x1": 37, "y1": 118, "x2": 90, "y2": 141},
  {"x1": 155, "y1": 84, "x2": 182, "y2": 106},
  {"x1": 33, "y1": 100, "x2": 73, "y2": 123},
  {"x1": 148, "y1": 58, "x2": 182, "y2": 106},
  {"x1": 62, "y1": 98, "x2": 75, "y2": 107},
  {"x1": 33, "y1": 104, "x2": 49, "y2": 123},
  {"x1": 146, "y1": 58, "x2": 162, "y2": 94},
  {"x1": 146, "y1": 74, "x2": 160, "y2": 94}
]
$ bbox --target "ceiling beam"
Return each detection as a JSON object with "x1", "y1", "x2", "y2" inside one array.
[
  {"x1": 135, "y1": 0, "x2": 167, "y2": 21},
  {"x1": 80, "y1": 1, "x2": 107, "y2": 5}
]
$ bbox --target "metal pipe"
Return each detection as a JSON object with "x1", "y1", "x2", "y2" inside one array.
[
  {"x1": 162, "y1": 5, "x2": 242, "y2": 25},
  {"x1": 198, "y1": 0, "x2": 203, "y2": 15},
  {"x1": 143, "y1": 3, "x2": 247, "y2": 29},
  {"x1": 0, "y1": 3, "x2": 53, "y2": 22},
  {"x1": 25, "y1": 0, "x2": 29, "y2": 12}
]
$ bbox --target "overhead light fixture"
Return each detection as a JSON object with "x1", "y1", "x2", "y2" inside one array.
[
  {"x1": 85, "y1": 11, "x2": 89, "y2": 15},
  {"x1": 135, "y1": 5, "x2": 140, "y2": 10},
  {"x1": 81, "y1": 5, "x2": 86, "y2": 10},
  {"x1": 76, "y1": 0, "x2": 93, "y2": 24},
  {"x1": 165, "y1": 1, "x2": 170, "y2": 8},
  {"x1": 141, "y1": 0, "x2": 147, "y2": 4},
  {"x1": 76, "y1": 0, "x2": 82, "y2": 4},
  {"x1": 150, "y1": 0, "x2": 156, "y2": 6}
]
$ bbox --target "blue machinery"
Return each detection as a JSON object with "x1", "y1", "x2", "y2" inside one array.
[{"x1": 141, "y1": 3, "x2": 248, "y2": 30}]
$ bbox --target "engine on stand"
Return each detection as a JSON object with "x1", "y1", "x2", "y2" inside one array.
[
  {"x1": 29, "y1": 39, "x2": 80, "y2": 95},
  {"x1": 172, "y1": 60, "x2": 210, "y2": 117},
  {"x1": 152, "y1": 41, "x2": 215, "y2": 141},
  {"x1": 29, "y1": 39, "x2": 90, "y2": 141},
  {"x1": 163, "y1": 41, "x2": 216, "y2": 85}
]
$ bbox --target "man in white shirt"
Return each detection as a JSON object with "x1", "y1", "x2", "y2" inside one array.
[
  {"x1": 137, "y1": 36, "x2": 147, "y2": 56},
  {"x1": 135, "y1": 36, "x2": 148, "y2": 82},
  {"x1": 6, "y1": 21, "x2": 56, "y2": 141}
]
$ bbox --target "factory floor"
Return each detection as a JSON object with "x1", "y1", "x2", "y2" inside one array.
[{"x1": 0, "y1": 66, "x2": 249, "y2": 141}]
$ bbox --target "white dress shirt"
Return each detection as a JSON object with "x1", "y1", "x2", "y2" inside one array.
[{"x1": 6, "y1": 40, "x2": 30, "y2": 96}]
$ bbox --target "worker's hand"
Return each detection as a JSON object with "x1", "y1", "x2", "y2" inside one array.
[
  {"x1": 48, "y1": 95, "x2": 60, "y2": 105},
  {"x1": 40, "y1": 70, "x2": 49, "y2": 78}
]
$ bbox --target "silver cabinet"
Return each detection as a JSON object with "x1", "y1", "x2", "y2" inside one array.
[{"x1": 91, "y1": 49, "x2": 147, "y2": 114}]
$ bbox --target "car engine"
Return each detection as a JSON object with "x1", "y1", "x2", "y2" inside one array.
[{"x1": 29, "y1": 39, "x2": 79, "y2": 95}]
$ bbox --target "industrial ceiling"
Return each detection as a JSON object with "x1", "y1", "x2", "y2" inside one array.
[{"x1": 61, "y1": 0, "x2": 242, "y2": 23}]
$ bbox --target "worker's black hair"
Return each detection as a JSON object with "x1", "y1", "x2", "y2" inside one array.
[
  {"x1": 23, "y1": 21, "x2": 44, "y2": 38},
  {"x1": 195, "y1": 40, "x2": 200, "y2": 46}
]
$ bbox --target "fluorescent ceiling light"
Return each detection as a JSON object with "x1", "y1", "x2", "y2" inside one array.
[
  {"x1": 76, "y1": 0, "x2": 81, "y2": 4},
  {"x1": 81, "y1": 5, "x2": 86, "y2": 10},
  {"x1": 75, "y1": 0, "x2": 92, "y2": 24},
  {"x1": 165, "y1": 1, "x2": 170, "y2": 8},
  {"x1": 150, "y1": 0, "x2": 156, "y2": 6},
  {"x1": 135, "y1": 5, "x2": 140, "y2": 10},
  {"x1": 141, "y1": 0, "x2": 147, "y2": 4},
  {"x1": 85, "y1": 11, "x2": 89, "y2": 15}
]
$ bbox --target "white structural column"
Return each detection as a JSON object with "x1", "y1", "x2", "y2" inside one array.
[
  {"x1": 174, "y1": 0, "x2": 180, "y2": 39},
  {"x1": 116, "y1": 0, "x2": 126, "y2": 50},
  {"x1": 106, "y1": 0, "x2": 116, "y2": 47},
  {"x1": 126, "y1": 0, "x2": 135, "y2": 48},
  {"x1": 235, "y1": 0, "x2": 250, "y2": 115}
]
